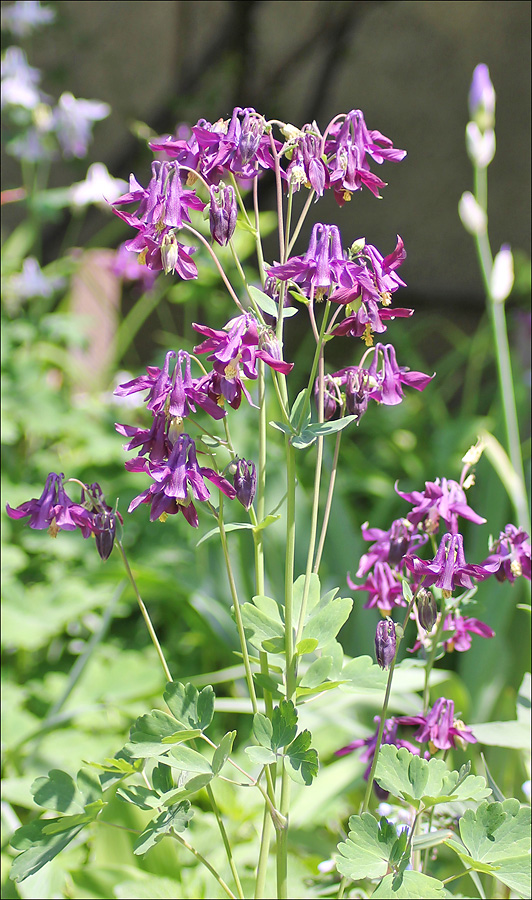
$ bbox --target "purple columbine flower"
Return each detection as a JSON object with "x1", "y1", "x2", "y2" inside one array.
[
  {"x1": 6, "y1": 472, "x2": 91, "y2": 535},
  {"x1": 115, "y1": 413, "x2": 170, "y2": 464},
  {"x1": 325, "y1": 109, "x2": 406, "y2": 205},
  {"x1": 356, "y1": 518, "x2": 428, "y2": 578},
  {"x1": 193, "y1": 314, "x2": 293, "y2": 380},
  {"x1": 191, "y1": 107, "x2": 279, "y2": 182},
  {"x1": 367, "y1": 343, "x2": 434, "y2": 406},
  {"x1": 267, "y1": 223, "x2": 353, "y2": 301},
  {"x1": 112, "y1": 161, "x2": 205, "y2": 232},
  {"x1": 128, "y1": 433, "x2": 236, "y2": 524},
  {"x1": 336, "y1": 716, "x2": 420, "y2": 779},
  {"x1": 395, "y1": 476, "x2": 487, "y2": 535},
  {"x1": 442, "y1": 613, "x2": 495, "y2": 653},
  {"x1": 347, "y1": 561, "x2": 405, "y2": 616},
  {"x1": 286, "y1": 124, "x2": 329, "y2": 198},
  {"x1": 209, "y1": 183, "x2": 238, "y2": 246},
  {"x1": 485, "y1": 524, "x2": 531, "y2": 583},
  {"x1": 396, "y1": 698, "x2": 477, "y2": 751},
  {"x1": 404, "y1": 532, "x2": 501, "y2": 594}
]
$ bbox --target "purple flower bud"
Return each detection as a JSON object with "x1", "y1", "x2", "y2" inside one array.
[
  {"x1": 345, "y1": 369, "x2": 368, "y2": 422},
  {"x1": 238, "y1": 111, "x2": 263, "y2": 165},
  {"x1": 234, "y1": 459, "x2": 257, "y2": 510},
  {"x1": 375, "y1": 617, "x2": 396, "y2": 669},
  {"x1": 93, "y1": 511, "x2": 116, "y2": 561},
  {"x1": 416, "y1": 588, "x2": 437, "y2": 632},
  {"x1": 209, "y1": 184, "x2": 237, "y2": 246},
  {"x1": 315, "y1": 374, "x2": 342, "y2": 421},
  {"x1": 468, "y1": 64, "x2": 496, "y2": 129}
]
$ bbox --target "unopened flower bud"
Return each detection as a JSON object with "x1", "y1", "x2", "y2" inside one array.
[
  {"x1": 234, "y1": 459, "x2": 257, "y2": 510},
  {"x1": 239, "y1": 114, "x2": 263, "y2": 165},
  {"x1": 417, "y1": 588, "x2": 437, "y2": 632},
  {"x1": 316, "y1": 374, "x2": 341, "y2": 421},
  {"x1": 258, "y1": 329, "x2": 282, "y2": 363},
  {"x1": 490, "y1": 244, "x2": 514, "y2": 303},
  {"x1": 161, "y1": 232, "x2": 179, "y2": 274},
  {"x1": 468, "y1": 64, "x2": 496, "y2": 131},
  {"x1": 209, "y1": 184, "x2": 237, "y2": 246},
  {"x1": 93, "y1": 511, "x2": 116, "y2": 561},
  {"x1": 375, "y1": 617, "x2": 397, "y2": 670},
  {"x1": 462, "y1": 437, "x2": 485, "y2": 466},
  {"x1": 349, "y1": 237, "x2": 366, "y2": 258},
  {"x1": 466, "y1": 122, "x2": 495, "y2": 168},
  {"x1": 345, "y1": 370, "x2": 368, "y2": 423},
  {"x1": 458, "y1": 191, "x2": 487, "y2": 235}
]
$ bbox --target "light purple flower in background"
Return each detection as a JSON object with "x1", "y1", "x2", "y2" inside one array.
[
  {"x1": 1, "y1": 45, "x2": 42, "y2": 109},
  {"x1": 347, "y1": 561, "x2": 405, "y2": 615},
  {"x1": 356, "y1": 517, "x2": 428, "y2": 577},
  {"x1": 486, "y1": 524, "x2": 531, "y2": 583},
  {"x1": 396, "y1": 698, "x2": 477, "y2": 751},
  {"x1": 395, "y1": 476, "x2": 486, "y2": 534},
  {"x1": 336, "y1": 716, "x2": 420, "y2": 779},
  {"x1": 70, "y1": 163, "x2": 128, "y2": 208},
  {"x1": 52, "y1": 92, "x2": 110, "y2": 158},
  {"x1": 112, "y1": 243, "x2": 158, "y2": 291},
  {"x1": 405, "y1": 532, "x2": 501, "y2": 593},
  {"x1": 8, "y1": 257, "x2": 65, "y2": 300},
  {"x1": 1, "y1": 1, "x2": 55, "y2": 37},
  {"x1": 442, "y1": 613, "x2": 495, "y2": 652}
]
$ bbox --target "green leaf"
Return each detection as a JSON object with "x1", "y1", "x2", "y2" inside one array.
[
  {"x1": 161, "y1": 773, "x2": 213, "y2": 803},
  {"x1": 281, "y1": 306, "x2": 298, "y2": 317},
  {"x1": 151, "y1": 762, "x2": 174, "y2": 794},
  {"x1": 163, "y1": 682, "x2": 215, "y2": 731},
  {"x1": 10, "y1": 818, "x2": 87, "y2": 882},
  {"x1": 269, "y1": 420, "x2": 294, "y2": 436},
  {"x1": 249, "y1": 285, "x2": 278, "y2": 318},
  {"x1": 481, "y1": 753, "x2": 506, "y2": 802},
  {"x1": 402, "y1": 580, "x2": 413, "y2": 603},
  {"x1": 253, "y1": 672, "x2": 284, "y2": 698},
  {"x1": 449, "y1": 799, "x2": 531, "y2": 898},
  {"x1": 296, "y1": 638, "x2": 319, "y2": 656},
  {"x1": 116, "y1": 785, "x2": 162, "y2": 810},
  {"x1": 291, "y1": 427, "x2": 318, "y2": 449},
  {"x1": 292, "y1": 573, "x2": 322, "y2": 621},
  {"x1": 271, "y1": 700, "x2": 298, "y2": 750},
  {"x1": 284, "y1": 730, "x2": 319, "y2": 785},
  {"x1": 374, "y1": 745, "x2": 491, "y2": 810},
  {"x1": 253, "y1": 513, "x2": 281, "y2": 533},
  {"x1": 301, "y1": 596, "x2": 353, "y2": 649},
  {"x1": 299, "y1": 655, "x2": 333, "y2": 689},
  {"x1": 133, "y1": 801, "x2": 193, "y2": 855},
  {"x1": 241, "y1": 595, "x2": 284, "y2": 650},
  {"x1": 245, "y1": 746, "x2": 277, "y2": 766},
  {"x1": 131, "y1": 709, "x2": 184, "y2": 743},
  {"x1": 336, "y1": 813, "x2": 400, "y2": 880},
  {"x1": 253, "y1": 713, "x2": 273, "y2": 748},
  {"x1": 289, "y1": 390, "x2": 311, "y2": 428},
  {"x1": 167, "y1": 745, "x2": 213, "y2": 775},
  {"x1": 31, "y1": 770, "x2": 85, "y2": 815},
  {"x1": 161, "y1": 729, "x2": 203, "y2": 744},
  {"x1": 371, "y1": 871, "x2": 450, "y2": 898},
  {"x1": 211, "y1": 731, "x2": 236, "y2": 775},
  {"x1": 308, "y1": 416, "x2": 359, "y2": 436},
  {"x1": 196, "y1": 522, "x2": 254, "y2": 546},
  {"x1": 261, "y1": 636, "x2": 286, "y2": 654}
]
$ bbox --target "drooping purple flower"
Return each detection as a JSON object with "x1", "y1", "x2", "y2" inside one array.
[
  {"x1": 404, "y1": 532, "x2": 501, "y2": 593},
  {"x1": 115, "y1": 413, "x2": 170, "y2": 463},
  {"x1": 315, "y1": 373, "x2": 343, "y2": 421},
  {"x1": 267, "y1": 223, "x2": 353, "y2": 300},
  {"x1": 112, "y1": 161, "x2": 205, "y2": 232},
  {"x1": 128, "y1": 433, "x2": 236, "y2": 524},
  {"x1": 485, "y1": 524, "x2": 531, "y2": 583},
  {"x1": 192, "y1": 107, "x2": 279, "y2": 181},
  {"x1": 356, "y1": 518, "x2": 428, "y2": 578},
  {"x1": 347, "y1": 561, "x2": 405, "y2": 615},
  {"x1": 396, "y1": 698, "x2": 477, "y2": 751},
  {"x1": 442, "y1": 613, "x2": 495, "y2": 652},
  {"x1": 395, "y1": 476, "x2": 486, "y2": 535},
  {"x1": 193, "y1": 314, "x2": 293, "y2": 382},
  {"x1": 6, "y1": 472, "x2": 90, "y2": 534},
  {"x1": 325, "y1": 109, "x2": 406, "y2": 205},
  {"x1": 367, "y1": 343, "x2": 434, "y2": 406},
  {"x1": 286, "y1": 124, "x2": 329, "y2": 198},
  {"x1": 335, "y1": 716, "x2": 420, "y2": 779}
]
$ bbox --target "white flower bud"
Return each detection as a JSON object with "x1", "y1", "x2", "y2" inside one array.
[
  {"x1": 458, "y1": 192, "x2": 487, "y2": 235},
  {"x1": 490, "y1": 245, "x2": 514, "y2": 303}
]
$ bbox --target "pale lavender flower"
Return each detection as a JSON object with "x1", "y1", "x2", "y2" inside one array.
[
  {"x1": 1, "y1": 45, "x2": 42, "y2": 109},
  {"x1": 52, "y1": 92, "x2": 110, "y2": 158},
  {"x1": 8, "y1": 257, "x2": 65, "y2": 300},
  {"x1": 1, "y1": 1, "x2": 55, "y2": 37},
  {"x1": 70, "y1": 163, "x2": 128, "y2": 208}
]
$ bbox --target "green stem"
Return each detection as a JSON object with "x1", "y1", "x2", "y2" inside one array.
[
  {"x1": 472, "y1": 166, "x2": 530, "y2": 534},
  {"x1": 169, "y1": 830, "x2": 237, "y2": 899},
  {"x1": 313, "y1": 427, "x2": 343, "y2": 574},
  {"x1": 362, "y1": 587, "x2": 420, "y2": 811},
  {"x1": 116, "y1": 539, "x2": 172, "y2": 682},
  {"x1": 295, "y1": 300, "x2": 331, "y2": 433},
  {"x1": 422, "y1": 596, "x2": 446, "y2": 712}
]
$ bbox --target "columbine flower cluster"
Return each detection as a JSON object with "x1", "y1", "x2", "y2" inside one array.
[{"x1": 338, "y1": 439, "x2": 530, "y2": 778}]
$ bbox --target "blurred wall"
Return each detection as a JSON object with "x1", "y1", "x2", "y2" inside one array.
[{"x1": 2, "y1": 0, "x2": 530, "y2": 309}]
